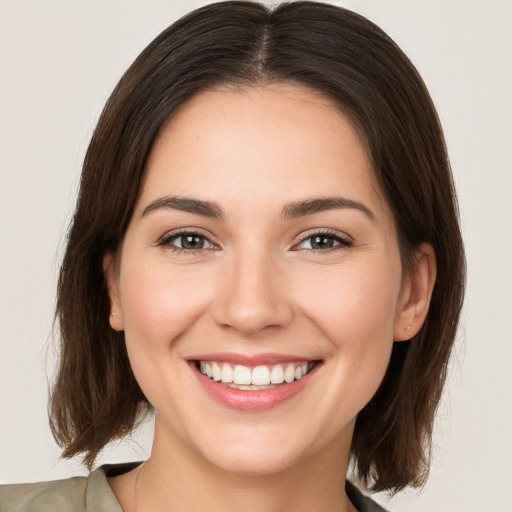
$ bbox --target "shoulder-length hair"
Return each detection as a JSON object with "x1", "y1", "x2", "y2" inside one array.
[{"x1": 51, "y1": 0, "x2": 465, "y2": 493}]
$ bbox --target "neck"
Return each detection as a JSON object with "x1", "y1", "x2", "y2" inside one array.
[{"x1": 133, "y1": 415, "x2": 355, "y2": 512}]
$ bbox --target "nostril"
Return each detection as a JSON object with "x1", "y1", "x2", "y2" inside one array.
[{"x1": 214, "y1": 304, "x2": 294, "y2": 337}]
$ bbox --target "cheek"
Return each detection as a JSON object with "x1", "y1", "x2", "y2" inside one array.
[
  {"x1": 298, "y1": 261, "x2": 401, "y2": 342},
  {"x1": 294, "y1": 258, "x2": 401, "y2": 400},
  {"x1": 117, "y1": 257, "x2": 220, "y2": 432},
  {"x1": 118, "y1": 256, "x2": 213, "y2": 369}
]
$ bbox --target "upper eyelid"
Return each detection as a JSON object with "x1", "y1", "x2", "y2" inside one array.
[
  {"x1": 155, "y1": 227, "x2": 352, "y2": 248},
  {"x1": 157, "y1": 228, "x2": 219, "y2": 247},
  {"x1": 292, "y1": 228, "x2": 353, "y2": 244}
]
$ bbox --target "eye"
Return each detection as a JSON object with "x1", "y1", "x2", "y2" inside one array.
[
  {"x1": 295, "y1": 232, "x2": 352, "y2": 251},
  {"x1": 159, "y1": 231, "x2": 216, "y2": 252}
]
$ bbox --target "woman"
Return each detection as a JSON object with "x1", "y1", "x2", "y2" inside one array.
[{"x1": 0, "y1": 1, "x2": 465, "y2": 511}]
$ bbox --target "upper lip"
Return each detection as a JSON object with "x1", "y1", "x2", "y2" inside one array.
[{"x1": 187, "y1": 352, "x2": 319, "y2": 366}]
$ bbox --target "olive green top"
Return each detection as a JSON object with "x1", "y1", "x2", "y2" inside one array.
[
  {"x1": 0, "y1": 463, "x2": 388, "y2": 511},
  {"x1": 0, "y1": 465, "x2": 123, "y2": 512}
]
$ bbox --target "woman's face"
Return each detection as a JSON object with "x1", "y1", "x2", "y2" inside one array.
[{"x1": 106, "y1": 84, "x2": 413, "y2": 476}]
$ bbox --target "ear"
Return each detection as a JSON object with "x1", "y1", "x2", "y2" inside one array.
[
  {"x1": 103, "y1": 252, "x2": 124, "y2": 331},
  {"x1": 394, "y1": 243, "x2": 436, "y2": 341}
]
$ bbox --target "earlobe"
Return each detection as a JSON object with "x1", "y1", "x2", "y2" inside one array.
[
  {"x1": 394, "y1": 243, "x2": 436, "y2": 341},
  {"x1": 103, "y1": 252, "x2": 124, "y2": 331}
]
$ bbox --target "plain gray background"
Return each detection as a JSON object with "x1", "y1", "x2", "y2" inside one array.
[{"x1": 1, "y1": 1, "x2": 511, "y2": 510}]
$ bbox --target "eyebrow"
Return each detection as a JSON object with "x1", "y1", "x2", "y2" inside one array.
[
  {"x1": 141, "y1": 196, "x2": 224, "y2": 219},
  {"x1": 282, "y1": 197, "x2": 375, "y2": 222},
  {"x1": 141, "y1": 195, "x2": 375, "y2": 223}
]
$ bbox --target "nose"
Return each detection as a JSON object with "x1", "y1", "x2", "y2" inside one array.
[{"x1": 213, "y1": 250, "x2": 294, "y2": 336}]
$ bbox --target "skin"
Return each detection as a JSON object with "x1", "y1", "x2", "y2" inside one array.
[{"x1": 105, "y1": 84, "x2": 436, "y2": 512}]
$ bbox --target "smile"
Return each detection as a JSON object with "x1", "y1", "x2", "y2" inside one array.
[
  {"x1": 191, "y1": 356, "x2": 322, "y2": 411},
  {"x1": 197, "y1": 361, "x2": 314, "y2": 389}
]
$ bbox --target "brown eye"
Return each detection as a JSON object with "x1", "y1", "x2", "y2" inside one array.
[
  {"x1": 160, "y1": 232, "x2": 215, "y2": 251},
  {"x1": 181, "y1": 234, "x2": 205, "y2": 249},
  {"x1": 296, "y1": 232, "x2": 352, "y2": 251},
  {"x1": 311, "y1": 235, "x2": 335, "y2": 249}
]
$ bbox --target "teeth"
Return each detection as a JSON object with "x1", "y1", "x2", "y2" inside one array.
[
  {"x1": 233, "y1": 365, "x2": 251, "y2": 385},
  {"x1": 211, "y1": 362, "x2": 221, "y2": 381},
  {"x1": 228, "y1": 383, "x2": 276, "y2": 390},
  {"x1": 252, "y1": 366, "x2": 270, "y2": 386},
  {"x1": 221, "y1": 363, "x2": 233, "y2": 383},
  {"x1": 270, "y1": 365, "x2": 285, "y2": 384},
  {"x1": 198, "y1": 360, "x2": 314, "y2": 386},
  {"x1": 284, "y1": 364, "x2": 295, "y2": 383}
]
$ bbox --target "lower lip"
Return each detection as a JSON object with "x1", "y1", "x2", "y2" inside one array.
[{"x1": 191, "y1": 362, "x2": 320, "y2": 411}]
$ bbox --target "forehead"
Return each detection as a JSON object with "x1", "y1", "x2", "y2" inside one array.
[{"x1": 139, "y1": 84, "x2": 388, "y2": 220}]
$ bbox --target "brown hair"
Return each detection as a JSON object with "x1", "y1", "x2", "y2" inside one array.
[{"x1": 50, "y1": 1, "x2": 465, "y2": 493}]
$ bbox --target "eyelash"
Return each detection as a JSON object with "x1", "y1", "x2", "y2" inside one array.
[
  {"x1": 157, "y1": 229, "x2": 353, "y2": 255},
  {"x1": 292, "y1": 229, "x2": 353, "y2": 253},
  {"x1": 157, "y1": 229, "x2": 218, "y2": 255}
]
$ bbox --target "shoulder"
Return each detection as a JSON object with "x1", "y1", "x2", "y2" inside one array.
[
  {"x1": 346, "y1": 480, "x2": 390, "y2": 512},
  {"x1": 0, "y1": 466, "x2": 124, "y2": 512},
  {"x1": 0, "y1": 475, "x2": 88, "y2": 512}
]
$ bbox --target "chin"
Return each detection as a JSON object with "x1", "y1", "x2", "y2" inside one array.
[
  {"x1": 187, "y1": 422, "x2": 322, "y2": 478},
  {"x1": 204, "y1": 444, "x2": 302, "y2": 477}
]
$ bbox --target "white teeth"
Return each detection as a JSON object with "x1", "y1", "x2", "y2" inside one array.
[
  {"x1": 284, "y1": 364, "x2": 295, "y2": 383},
  {"x1": 198, "y1": 360, "x2": 314, "y2": 386},
  {"x1": 211, "y1": 362, "x2": 221, "y2": 381},
  {"x1": 252, "y1": 366, "x2": 271, "y2": 386},
  {"x1": 270, "y1": 364, "x2": 285, "y2": 384},
  {"x1": 233, "y1": 365, "x2": 252, "y2": 385},
  {"x1": 228, "y1": 383, "x2": 275, "y2": 390},
  {"x1": 221, "y1": 363, "x2": 233, "y2": 383}
]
